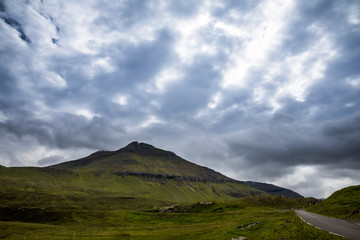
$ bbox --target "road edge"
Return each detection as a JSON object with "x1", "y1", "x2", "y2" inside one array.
[{"x1": 295, "y1": 210, "x2": 345, "y2": 238}]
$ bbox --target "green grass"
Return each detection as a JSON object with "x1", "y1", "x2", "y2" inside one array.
[
  {"x1": 0, "y1": 165, "x2": 350, "y2": 239},
  {"x1": 0, "y1": 166, "x2": 262, "y2": 206},
  {"x1": 0, "y1": 199, "x2": 343, "y2": 240},
  {"x1": 51, "y1": 149, "x2": 232, "y2": 181},
  {"x1": 307, "y1": 185, "x2": 360, "y2": 221}
]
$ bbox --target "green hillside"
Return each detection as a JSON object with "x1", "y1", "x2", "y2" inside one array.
[
  {"x1": 0, "y1": 141, "x2": 306, "y2": 212},
  {"x1": 307, "y1": 185, "x2": 360, "y2": 221},
  {"x1": 0, "y1": 142, "x2": 342, "y2": 239},
  {"x1": 0, "y1": 166, "x2": 262, "y2": 211},
  {"x1": 0, "y1": 142, "x2": 267, "y2": 215},
  {"x1": 51, "y1": 141, "x2": 234, "y2": 180}
]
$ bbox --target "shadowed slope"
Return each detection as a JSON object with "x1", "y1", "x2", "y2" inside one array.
[{"x1": 246, "y1": 181, "x2": 304, "y2": 198}]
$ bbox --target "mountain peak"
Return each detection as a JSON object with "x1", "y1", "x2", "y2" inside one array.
[
  {"x1": 116, "y1": 141, "x2": 175, "y2": 157},
  {"x1": 122, "y1": 141, "x2": 154, "y2": 151}
]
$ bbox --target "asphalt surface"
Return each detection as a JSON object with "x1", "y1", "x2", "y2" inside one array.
[{"x1": 296, "y1": 210, "x2": 360, "y2": 240}]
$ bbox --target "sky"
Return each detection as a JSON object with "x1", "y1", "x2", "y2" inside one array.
[{"x1": 1, "y1": 0, "x2": 360, "y2": 198}]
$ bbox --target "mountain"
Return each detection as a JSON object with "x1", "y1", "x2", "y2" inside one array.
[
  {"x1": 307, "y1": 185, "x2": 360, "y2": 221},
  {"x1": 51, "y1": 141, "x2": 235, "y2": 182},
  {"x1": 0, "y1": 142, "x2": 267, "y2": 213},
  {"x1": 51, "y1": 142, "x2": 303, "y2": 198},
  {"x1": 0, "y1": 141, "x2": 304, "y2": 215},
  {"x1": 246, "y1": 181, "x2": 304, "y2": 198}
]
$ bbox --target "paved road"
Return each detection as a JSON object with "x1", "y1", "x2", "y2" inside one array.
[{"x1": 296, "y1": 210, "x2": 360, "y2": 240}]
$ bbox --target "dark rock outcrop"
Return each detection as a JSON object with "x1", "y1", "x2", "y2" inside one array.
[{"x1": 112, "y1": 171, "x2": 240, "y2": 183}]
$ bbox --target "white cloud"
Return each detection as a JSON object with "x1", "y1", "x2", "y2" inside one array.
[
  {"x1": 47, "y1": 1, "x2": 100, "y2": 54},
  {"x1": 139, "y1": 115, "x2": 164, "y2": 129},
  {"x1": 0, "y1": 111, "x2": 7, "y2": 123},
  {"x1": 344, "y1": 102, "x2": 355, "y2": 108},
  {"x1": 260, "y1": 24, "x2": 337, "y2": 112},
  {"x1": 346, "y1": 76, "x2": 360, "y2": 87},
  {"x1": 273, "y1": 165, "x2": 359, "y2": 198},
  {"x1": 86, "y1": 57, "x2": 115, "y2": 78},
  {"x1": 113, "y1": 95, "x2": 128, "y2": 106},
  {"x1": 46, "y1": 72, "x2": 67, "y2": 88},
  {"x1": 150, "y1": 66, "x2": 184, "y2": 93},
  {"x1": 93, "y1": 57, "x2": 114, "y2": 73},
  {"x1": 208, "y1": 92, "x2": 222, "y2": 109},
  {"x1": 173, "y1": 3, "x2": 216, "y2": 64},
  {"x1": 320, "y1": 177, "x2": 355, "y2": 198},
  {"x1": 274, "y1": 165, "x2": 317, "y2": 187},
  {"x1": 347, "y1": 4, "x2": 360, "y2": 25},
  {"x1": 220, "y1": 0, "x2": 295, "y2": 89},
  {"x1": 3, "y1": 144, "x2": 91, "y2": 167},
  {"x1": 76, "y1": 109, "x2": 100, "y2": 120},
  {"x1": 252, "y1": 87, "x2": 266, "y2": 104}
]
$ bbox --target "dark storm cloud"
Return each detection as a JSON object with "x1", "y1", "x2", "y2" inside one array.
[
  {"x1": 216, "y1": 0, "x2": 360, "y2": 164},
  {"x1": 0, "y1": 103, "x2": 125, "y2": 151},
  {"x1": 0, "y1": 3, "x2": 31, "y2": 44},
  {"x1": 0, "y1": 64, "x2": 16, "y2": 99},
  {"x1": 159, "y1": 57, "x2": 221, "y2": 116},
  {"x1": 322, "y1": 116, "x2": 360, "y2": 163},
  {"x1": 38, "y1": 155, "x2": 65, "y2": 166},
  {"x1": 115, "y1": 29, "x2": 175, "y2": 86},
  {"x1": 0, "y1": 110, "x2": 122, "y2": 167},
  {"x1": 227, "y1": 118, "x2": 360, "y2": 170},
  {"x1": 223, "y1": 88, "x2": 360, "y2": 175},
  {"x1": 1, "y1": 16, "x2": 32, "y2": 43}
]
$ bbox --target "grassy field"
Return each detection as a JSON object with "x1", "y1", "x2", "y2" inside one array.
[
  {"x1": 307, "y1": 185, "x2": 360, "y2": 221},
  {"x1": 1, "y1": 196, "x2": 342, "y2": 240},
  {"x1": 0, "y1": 166, "x2": 263, "y2": 207}
]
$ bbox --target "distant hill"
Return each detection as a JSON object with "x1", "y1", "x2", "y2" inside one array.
[
  {"x1": 307, "y1": 185, "x2": 360, "y2": 221},
  {"x1": 245, "y1": 181, "x2": 303, "y2": 198}
]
